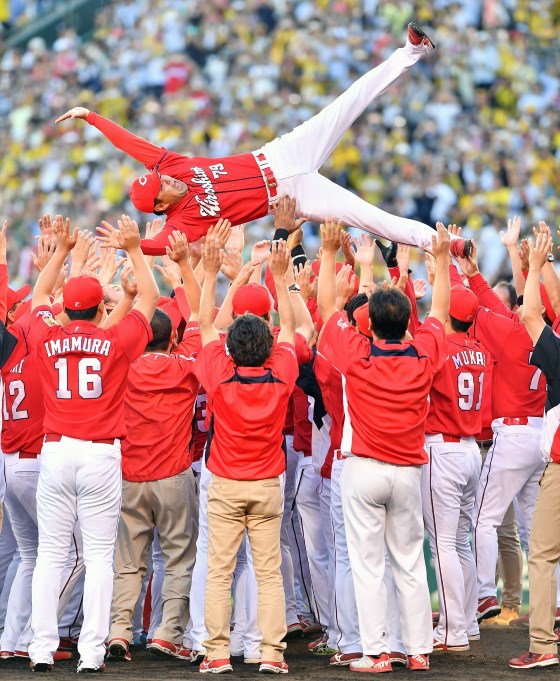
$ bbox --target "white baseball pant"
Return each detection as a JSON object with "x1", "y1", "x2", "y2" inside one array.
[
  {"x1": 474, "y1": 419, "x2": 545, "y2": 599},
  {"x1": 2, "y1": 452, "x2": 85, "y2": 652},
  {"x1": 422, "y1": 437, "x2": 481, "y2": 646},
  {"x1": 0, "y1": 507, "x2": 19, "y2": 636},
  {"x1": 318, "y1": 476, "x2": 340, "y2": 650},
  {"x1": 294, "y1": 457, "x2": 331, "y2": 633},
  {"x1": 29, "y1": 437, "x2": 122, "y2": 668},
  {"x1": 330, "y1": 456, "x2": 361, "y2": 653},
  {"x1": 280, "y1": 435, "x2": 302, "y2": 627},
  {"x1": 341, "y1": 457, "x2": 432, "y2": 655},
  {"x1": 259, "y1": 40, "x2": 437, "y2": 249}
]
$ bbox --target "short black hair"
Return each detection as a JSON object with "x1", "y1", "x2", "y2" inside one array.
[
  {"x1": 368, "y1": 286, "x2": 411, "y2": 340},
  {"x1": 154, "y1": 208, "x2": 165, "y2": 216},
  {"x1": 146, "y1": 308, "x2": 173, "y2": 352},
  {"x1": 449, "y1": 315, "x2": 472, "y2": 333},
  {"x1": 494, "y1": 281, "x2": 516, "y2": 310},
  {"x1": 346, "y1": 293, "x2": 368, "y2": 326},
  {"x1": 66, "y1": 304, "x2": 99, "y2": 321},
  {"x1": 227, "y1": 314, "x2": 274, "y2": 367}
]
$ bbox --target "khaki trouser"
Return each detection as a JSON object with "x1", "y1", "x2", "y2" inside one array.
[
  {"x1": 480, "y1": 446, "x2": 523, "y2": 610},
  {"x1": 529, "y1": 463, "x2": 560, "y2": 654},
  {"x1": 204, "y1": 474, "x2": 286, "y2": 662},
  {"x1": 110, "y1": 469, "x2": 198, "y2": 644}
]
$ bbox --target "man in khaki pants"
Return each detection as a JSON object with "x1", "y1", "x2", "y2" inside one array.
[
  {"x1": 509, "y1": 230, "x2": 560, "y2": 669},
  {"x1": 195, "y1": 225, "x2": 298, "y2": 674},
  {"x1": 107, "y1": 233, "x2": 201, "y2": 662}
]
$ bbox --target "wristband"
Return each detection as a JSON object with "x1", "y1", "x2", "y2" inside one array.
[
  {"x1": 516, "y1": 295, "x2": 524, "y2": 306},
  {"x1": 272, "y1": 228, "x2": 290, "y2": 242}
]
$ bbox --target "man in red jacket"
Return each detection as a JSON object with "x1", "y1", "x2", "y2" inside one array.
[{"x1": 54, "y1": 24, "x2": 462, "y2": 257}]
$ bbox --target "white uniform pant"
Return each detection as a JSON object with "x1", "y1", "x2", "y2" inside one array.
[
  {"x1": 474, "y1": 420, "x2": 544, "y2": 599},
  {"x1": 260, "y1": 40, "x2": 437, "y2": 250},
  {"x1": 0, "y1": 509, "x2": 19, "y2": 636},
  {"x1": 280, "y1": 436, "x2": 302, "y2": 626},
  {"x1": 330, "y1": 457, "x2": 361, "y2": 653},
  {"x1": 294, "y1": 457, "x2": 331, "y2": 633},
  {"x1": 29, "y1": 437, "x2": 122, "y2": 667},
  {"x1": 422, "y1": 438, "x2": 480, "y2": 646},
  {"x1": 341, "y1": 457, "x2": 432, "y2": 656}
]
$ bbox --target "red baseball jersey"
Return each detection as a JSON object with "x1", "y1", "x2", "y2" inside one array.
[
  {"x1": 470, "y1": 308, "x2": 546, "y2": 419},
  {"x1": 29, "y1": 306, "x2": 152, "y2": 440},
  {"x1": 319, "y1": 311, "x2": 446, "y2": 465},
  {"x1": 122, "y1": 326, "x2": 201, "y2": 482},
  {"x1": 292, "y1": 385, "x2": 312, "y2": 456},
  {"x1": 87, "y1": 113, "x2": 270, "y2": 253},
  {"x1": 194, "y1": 340, "x2": 298, "y2": 480},
  {"x1": 426, "y1": 332, "x2": 489, "y2": 438}
]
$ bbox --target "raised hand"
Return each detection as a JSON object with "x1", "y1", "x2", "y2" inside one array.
[
  {"x1": 528, "y1": 233, "x2": 552, "y2": 271},
  {"x1": 413, "y1": 279, "x2": 427, "y2": 300},
  {"x1": 166, "y1": 230, "x2": 190, "y2": 264},
  {"x1": 268, "y1": 240, "x2": 291, "y2": 279},
  {"x1": 500, "y1": 216, "x2": 521, "y2": 249},
  {"x1": 72, "y1": 230, "x2": 95, "y2": 270},
  {"x1": 145, "y1": 217, "x2": 164, "y2": 240},
  {"x1": 55, "y1": 107, "x2": 90, "y2": 124},
  {"x1": 352, "y1": 233, "x2": 376, "y2": 267},
  {"x1": 206, "y1": 219, "x2": 232, "y2": 249},
  {"x1": 116, "y1": 215, "x2": 141, "y2": 251},
  {"x1": 534, "y1": 220, "x2": 552, "y2": 239},
  {"x1": 295, "y1": 261, "x2": 317, "y2": 301},
  {"x1": 220, "y1": 248, "x2": 243, "y2": 281},
  {"x1": 154, "y1": 256, "x2": 182, "y2": 289},
  {"x1": 336, "y1": 263, "x2": 358, "y2": 307},
  {"x1": 320, "y1": 219, "x2": 342, "y2": 254},
  {"x1": 424, "y1": 252, "x2": 436, "y2": 286},
  {"x1": 273, "y1": 196, "x2": 306, "y2": 233},
  {"x1": 396, "y1": 244, "x2": 410, "y2": 273},
  {"x1": 97, "y1": 220, "x2": 121, "y2": 250},
  {"x1": 431, "y1": 222, "x2": 451, "y2": 261},
  {"x1": 340, "y1": 231, "x2": 355, "y2": 268},
  {"x1": 202, "y1": 235, "x2": 223, "y2": 275},
  {"x1": 251, "y1": 239, "x2": 271, "y2": 263},
  {"x1": 120, "y1": 264, "x2": 138, "y2": 299},
  {"x1": 454, "y1": 241, "x2": 479, "y2": 278},
  {"x1": 53, "y1": 215, "x2": 78, "y2": 252},
  {"x1": 518, "y1": 239, "x2": 530, "y2": 273},
  {"x1": 447, "y1": 223, "x2": 462, "y2": 237},
  {"x1": 226, "y1": 224, "x2": 245, "y2": 253},
  {"x1": 0, "y1": 220, "x2": 7, "y2": 265},
  {"x1": 38, "y1": 214, "x2": 54, "y2": 239}
]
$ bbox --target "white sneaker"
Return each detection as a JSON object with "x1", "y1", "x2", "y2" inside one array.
[{"x1": 349, "y1": 654, "x2": 392, "y2": 673}]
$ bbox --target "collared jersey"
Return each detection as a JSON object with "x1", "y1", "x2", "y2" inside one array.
[
  {"x1": 29, "y1": 307, "x2": 152, "y2": 440},
  {"x1": 194, "y1": 340, "x2": 298, "y2": 480},
  {"x1": 318, "y1": 312, "x2": 445, "y2": 465},
  {"x1": 530, "y1": 325, "x2": 560, "y2": 463},
  {"x1": 122, "y1": 326, "x2": 201, "y2": 481}
]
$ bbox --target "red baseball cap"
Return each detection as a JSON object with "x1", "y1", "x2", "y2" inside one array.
[
  {"x1": 129, "y1": 171, "x2": 161, "y2": 214},
  {"x1": 13, "y1": 299, "x2": 32, "y2": 323},
  {"x1": 449, "y1": 286, "x2": 479, "y2": 323},
  {"x1": 7, "y1": 284, "x2": 31, "y2": 311},
  {"x1": 354, "y1": 303, "x2": 373, "y2": 338},
  {"x1": 63, "y1": 276, "x2": 104, "y2": 311},
  {"x1": 232, "y1": 283, "x2": 271, "y2": 317},
  {"x1": 160, "y1": 301, "x2": 183, "y2": 332}
]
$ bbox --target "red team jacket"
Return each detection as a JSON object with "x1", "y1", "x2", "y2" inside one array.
[{"x1": 86, "y1": 112, "x2": 270, "y2": 253}]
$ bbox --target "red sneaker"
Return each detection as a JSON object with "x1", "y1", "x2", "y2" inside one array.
[
  {"x1": 476, "y1": 596, "x2": 501, "y2": 622},
  {"x1": 199, "y1": 657, "x2": 233, "y2": 674},
  {"x1": 389, "y1": 652, "x2": 408, "y2": 667},
  {"x1": 259, "y1": 660, "x2": 289, "y2": 674},
  {"x1": 298, "y1": 615, "x2": 323, "y2": 637},
  {"x1": 509, "y1": 651, "x2": 559, "y2": 669},
  {"x1": 330, "y1": 652, "x2": 363, "y2": 666},
  {"x1": 107, "y1": 638, "x2": 131, "y2": 662},
  {"x1": 449, "y1": 239, "x2": 473, "y2": 260},
  {"x1": 148, "y1": 639, "x2": 191, "y2": 660},
  {"x1": 349, "y1": 654, "x2": 392, "y2": 673},
  {"x1": 407, "y1": 22, "x2": 436, "y2": 50},
  {"x1": 408, "y1": 654, "x2": 430, "y2": 671},
  {"x1": 432, "y1": 639, "x2": 470, "y2": 653},
  {"x1": 0, "y1": 651, "x2": 14, "y2": 660},
  {"x1": 307, "y1": 633, "x2": 327, "y2": 651},
  {"x1": 19, "y1": 650, "x2": 73, "y2": 662}
]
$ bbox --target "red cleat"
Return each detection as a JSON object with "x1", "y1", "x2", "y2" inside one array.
[
  {"x1": 450, "y1": 238, "x2": 473, "y2": 260},
  {"x1": 408, "y1": 654, "x2": 430, "y2": 671},
  {"x1": 407, "y1": 22, "x2": 436, "y2": 50}
]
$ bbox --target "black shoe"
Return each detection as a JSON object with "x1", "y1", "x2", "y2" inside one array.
[
  {"x1": 408, "y1": 22, "x2": 436, "y2": 50},
  {"x1": 30, "y1": 662, "x2": 53, "y2": 673}
]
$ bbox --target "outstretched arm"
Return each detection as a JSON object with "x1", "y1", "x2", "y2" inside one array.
[
  {"x1": 56, "y1": 107, "x2": 164, "y2": 168},
  {"x1": 524, "y1": 234, "x2": 551, "y2": 344}
]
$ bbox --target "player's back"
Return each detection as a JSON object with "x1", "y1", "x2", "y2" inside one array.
[{"x1": 427, "y1": 333, "x2": 489, "y2": 438}]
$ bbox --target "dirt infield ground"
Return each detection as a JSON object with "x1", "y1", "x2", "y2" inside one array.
[{"x1": 0, "y1": 628, "x2": 547, "y2": 680}]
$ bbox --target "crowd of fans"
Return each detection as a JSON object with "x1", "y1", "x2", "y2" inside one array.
[{"x1": 0, "y1": 0, "x2": 559, "y2": 290}]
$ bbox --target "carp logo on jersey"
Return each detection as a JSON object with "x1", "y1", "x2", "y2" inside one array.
[{"x1": 36, "y1": 310, "x2": 59, "y2": 326}]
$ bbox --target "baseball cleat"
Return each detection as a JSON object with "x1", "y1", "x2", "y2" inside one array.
[
  {"x1": 0, "y1": 651, "x2": 15, "y2": 660},
  {"x1": 107, "y1": 638, "x2": 131, "y2": 662},
  {"x1": 199, "y1": 657, "x2": 233, "y2": 674},
  {"x1": 432, "y1": 639, "x2": 470, "y2": 653},
  {"x1": 191, "y1": 649, "x2": 207, "y2": 664},
  {"x1": 307, "y1": 633, "x2": 327, "y2": 651},
  {"x1": 509, "y1": 651, "x2": 559, "y2": 669},
  {"x1": 148, "y1": 638, "x2": 191, "y2": 659},
  {"x1": 283, "y1": 622, "x2": 303, "y2": 640},
  {"x1": 476, "y1": 595, "x2": 501, "y2": 622},
  {"x1": 481, "y1": 607, "x2": 519, "y2": 628},
  {"x1": 407, "y1": 22, "x2": 436, "y2": 50},
  {"x1": 298, "y1": 616, "x2": 323, "y2": 637},
  {"x1": 76, "y1": 662, "x2": 106, "y2": 673},
  {"x1": 449, "y1": 238, "x2": 473, "y2": 260},
  {"x1": 258, "y1": 660, "x2": 289, "y2": 674},
  {"x1": 30, "y1": 662, "x2": 53, "y2": 673},
  {"x1": 330, "y1": 652, "x2": 363, "y2": 666},
  {"x1": 408, "y1": 654, "x2": 430, "y2": 671},
  {"x1": 389, "y1": 652, "x2": 408, "y2": 667},
  {"x1": 349, "y1": 654, "x2": 392, "y2": 673}
]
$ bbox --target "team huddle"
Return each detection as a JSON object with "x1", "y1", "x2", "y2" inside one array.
[{"x1": 0, "y1": 20, "x2": 560, "y2": 677}]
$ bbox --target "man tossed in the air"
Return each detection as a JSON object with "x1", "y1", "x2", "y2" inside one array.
[{"x1": 56, "y1": 23, "x2": 468, "y2": 258}]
